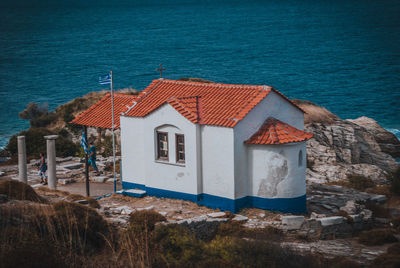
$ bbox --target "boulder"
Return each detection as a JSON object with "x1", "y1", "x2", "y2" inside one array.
[
  {"x1": 61, "y1": 163, "x2": 83, "y2": 170},
  {"x1": 92, "y1": 176, "x2": 108, "y2": 183},
  {"x1": 305, "y1": 113, "x2": 399, "y2": 184},
  {"x1": 232, "y1": 214, "x2": 248, "y2": 221},
  {"x1": 207, "y1": 212, "x2": 226, "y2": 218},
  {"x1": 348, "y1": 116, "x2": 400, "y2": 158},
  {"x1": 318, "y1": 216, "x2": 344, "y2": 226},
  {"x1": 281, "y1": 215, "x2": 305, "y2": 230}
]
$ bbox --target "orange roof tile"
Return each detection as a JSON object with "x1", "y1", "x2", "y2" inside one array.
[
  {"x1": 124, "y1": 79, "x2": 303, "y2": 127},
  {"x1": 244, "y1": 117, "x2": 313, "y2": 145},
  {"x1": 71, "y1": 93, "x2": 138, "y2": 129}
]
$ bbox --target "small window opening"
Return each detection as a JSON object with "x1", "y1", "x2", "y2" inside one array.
[
  {"x1": 176, "y1": 134, "x2": 185, "y2": 163},
  {"x1": 298, "y1": 150, "x2": 303, "y2": 167},
  {"x1": 157, "y1": 131, "x2": 168, "y2": 160}
]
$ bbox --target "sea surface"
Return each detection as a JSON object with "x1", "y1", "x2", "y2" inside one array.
[{"x1": 0, "y1": 0, "x2": 399, "y2": 149}]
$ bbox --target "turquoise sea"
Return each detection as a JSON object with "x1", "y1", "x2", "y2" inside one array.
[{"x1": 0, "y1": 0, "x2": 399, "y2": 149}]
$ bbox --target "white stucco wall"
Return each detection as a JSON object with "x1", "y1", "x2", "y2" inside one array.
[
  {"x1": 200, "y1": 125, "x2": 235, "y2": 199},
  {"x1": 247, "y1": 142, "x2": 306, "y2": 198},
  {"x1": 120, "y1": 115, "x2": 145, "y2": 185},
  {"x1": 121, "y1": 104, "x2": 200, "y2": 195},
  {"x1": 233, "y1": 91, "x2": 305, "y2": 199}
]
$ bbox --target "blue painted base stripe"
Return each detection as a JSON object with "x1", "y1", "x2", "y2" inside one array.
[
  {"x1": 122, "y1": 180, "x2": 306, "y2": 213},
  {"x1": 146, "y1": 186, "x2": 198, "y2": 203},
  {"x1": 122, "y1": 181, "x2": 146, "y2": 190}
]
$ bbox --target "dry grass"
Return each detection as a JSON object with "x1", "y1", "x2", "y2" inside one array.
[
  {"x1": 372, "y1": 242, "x2": 400, "y2": 267},
  {"x1": 65, "y1": 193, "x2": 100, "y2": 209},
  {"x1": 358, "y1": 229, "x2": 398, "y2": 246},
  {"x1": 291, "y1": 99, "x2": 339, "y2": 125},
  {"x1": 0, "y1": 180, "x2": 47, "y2": 203}
]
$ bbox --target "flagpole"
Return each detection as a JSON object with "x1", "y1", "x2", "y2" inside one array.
[{"x1": 111, "y1": 70, "x2": 117, "y2": 193}]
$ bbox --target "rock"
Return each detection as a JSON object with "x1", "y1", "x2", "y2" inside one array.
[
  {"x1": 207, "y1": 218, "x2": 229, "y2": 222},
  {"x1": 0, "y1": 194, "x2": 8, "y2": 203},
  {"x1": 232, "y1": 214, "x2": 248, "y2": 221},
  {"x1": 340, "y1": 200, "x2": 359, "y2": 215},
  {"x1": 159, "y1": 211, "x2": 167, "y2": 217},
  {"x1": 61, "y1": 163, "x2": 83, "y2": 170},
  {"x1": 207, "y1": 212, "x2": 226, "y2": 218},
  {"x1": 113, "y1": 206, "x2": 134, "y2": 215},
  {"x1": 360, "y1": 209, "x2": 373, "y2": 221},
  {"x1": 0, "y1": 171, "x2": 5, "y2": 176},
  {"x1": 305, "y1": 115, "x2": 399, "y2": 184},
  {"x1": 310, "y1": 212, "x2": 326, "y2": 219},
  {"x1": 58, "y1": 178, "x2": 73, "y2": 185},
  {"x1": 370, "y1": 195, "x2": 387, "y2": 204},
  {"x1": 92, "y1": 176, "x2": 108, "y2": 183},
  {"x1": 56, "y1": 156, "x2": 73, "y2": 163},
  {"x1": 318, "y1": 216, "x2": 344, "y2": 226},
  {"x1": 281, "y1": 216, "x2": 305, "y2": 230},
  {"x1": 348, "y1": 116, "x2": 400, "y2": 158},
  {"x1": 349, "y1": 214, "x2": 362, "y2": 223}
]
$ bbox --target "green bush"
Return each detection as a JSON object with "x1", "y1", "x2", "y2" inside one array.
[
  {"x1": 129, "y1": 209, "x2": 166, "y2": 232},
  {"x1": 153, "y1": 224, "x2": 205, "y2": 266},
  {"x1": 30, "y1": 112, "x2": 58, "y2": 128},
  {"x1": 4, "y1": 127, "x2": 79, "y2": 158}
]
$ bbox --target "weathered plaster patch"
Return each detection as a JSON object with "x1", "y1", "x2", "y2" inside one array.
[{"x1": 257, "y1": 152, "x2": 288, "y2": 198}]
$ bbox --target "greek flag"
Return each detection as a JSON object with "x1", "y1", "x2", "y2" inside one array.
[
  {"x1": 99, "y1": 73, "x2": 111, "y2": 85},
  {"x1": 80, "y1": 130, "x2": 89, "y2": 154}
]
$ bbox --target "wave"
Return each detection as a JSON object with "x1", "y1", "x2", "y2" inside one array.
[{"x1": 386, "y1": 128, "x2": 400, "y2": 140}]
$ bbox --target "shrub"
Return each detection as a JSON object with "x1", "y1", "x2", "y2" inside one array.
[
  {"x1": 347, "y1": 174, "x2": 375, "y2": 191},
  {"x1": 0, "y1": 180, "x2": 47, "y2": 203},
  {"x1": 217, "y1": 221, "x2": 283, "y2": 241},
  {"x1": 129, "y1": 210, "x2": 166, "y2": 232},
  {"x1": 358, "y1": 229, "x2": 398, "y2": 246},
  {"x1": 207, "y1": 235, "x2": 315, "y2": 268},
  {"x1": 52, "y1": 201, "x2": 110, "y2": 253},
  {"x1": 153, "y1": 224, "x2": 205, "y2": 266},
  {"x1": 19, "y1": 102, "x2": 49, "y2": 122},
  {"x1": 4, "y1": 127, "x2": 79, "y2": 158},
  {"x1": 30, "y1": 112, "x2": 58, "y2": 128}
]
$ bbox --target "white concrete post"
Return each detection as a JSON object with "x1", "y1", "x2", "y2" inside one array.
[
  {"x1": 17, "y1": 136, "x2": 27, "y2": 183},
  {"x1": 44, "y1": 135, "x2": 58, "y2": 190}
]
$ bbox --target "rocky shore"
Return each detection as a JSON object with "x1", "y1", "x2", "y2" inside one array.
[{"x1": 1, "y1": 95, "x2": 400, "y2": 266}]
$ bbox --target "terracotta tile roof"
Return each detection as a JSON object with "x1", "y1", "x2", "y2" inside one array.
[
  {"x1": 124, "y1": 79, "x2": 303, "y2": 128},
  {"x1": 71, "y1": 93, "x2": 138, "y2": 129},
  {"x1": 167, "y1": 96, "x2": 200, "y2": 123},
  {"x1": 244, "y1": 117, "x2": 313, "y2": 145}
]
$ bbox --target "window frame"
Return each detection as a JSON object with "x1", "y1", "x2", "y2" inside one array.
[
  {"x1": 157, "y1": 131, "x2": 169, "y2": 160},
  {"x1": 175, "y1": 134, "x2": 185, "y2": 163}
]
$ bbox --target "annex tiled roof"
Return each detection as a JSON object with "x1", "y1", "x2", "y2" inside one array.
[
  {"x1": 72, "y1": 93, "x2": 138, "y2": 129},
  {"x1": 124, "y1": 79, "x2": 303, "y2": 128},
  {"x1": 245, "y1": 117, "x2": 313, "y2": 145}
]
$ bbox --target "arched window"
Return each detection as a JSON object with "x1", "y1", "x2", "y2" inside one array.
[{"x1": 298, "y1": 150, "x2": 303, "y2": 167}]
